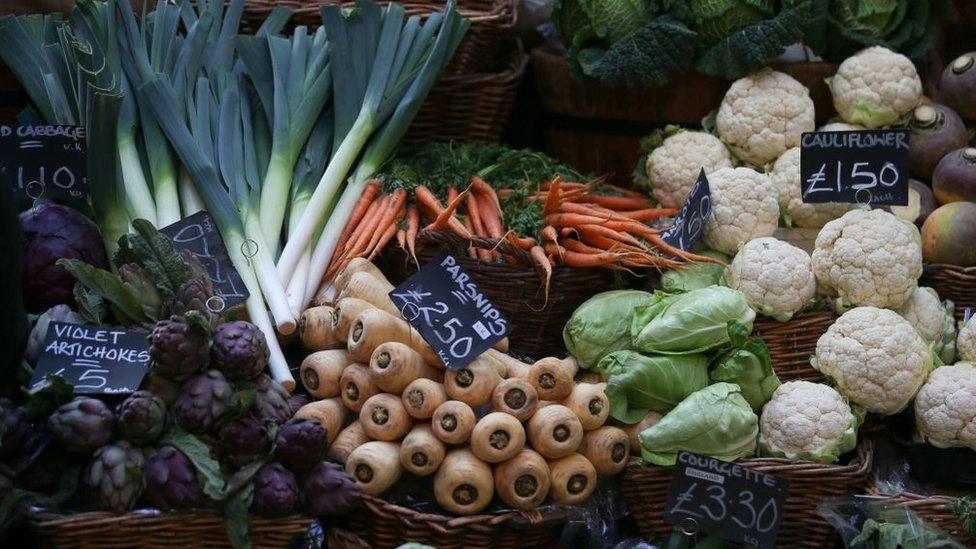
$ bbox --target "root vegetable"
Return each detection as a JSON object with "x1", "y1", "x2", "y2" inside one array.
[
  {"x1": 370, "y1": 342, "x2": 442, "y2": 394},
  {"x1": 329, "y1": 421, "x2": 370, "y2": 463},
  {"x1": 359, "y1": 393, "x2": 412, "y2": 441},
  {"x1": 338, "y1": 270, "x2": 400, "y2": 317},
  {"x1": 348, "y1": 308, "x2": 440, "y2": 365},
  {"x1": 494, "y1": 449, "x2": 551, "y2": 511},
  {"x1": 346, "y1": 441, "x2": 402, "y2": 495},
  {"x1": 576, "y1": 370, "x2": 607, "y2": 384},
  {"x1": 444, "y1": 358, "x2": 502, "y2": 406},
  {"x1": 562, "y1": 382, "x2": 609, "y2": 431},
  {"x1": 335, "y1": 257, "x2": 390, "y2": 295},
  {"x1": 548, "y1": 453, "x2": 597, "y2": 505},
  {"x1": 401, "y1": 378, "x2": 448, "y2": 419},
  {"x1": 431, "y1": 400, "x2": 476, "y2": 444},
  {"x1": 527, "y1": 405, "x2": 584, "y2": 459},
  {"x1": 493, "y1": 338, "x2": 509, "y2": 353},
  {"x1": 482, "y1": 349, "x2": 529, "y2": 378},
  {"x1": 624, "y1": 411, "x2": 662, "y2": 455},
  {"x1": 334, "y1": 298, "x2": 374, "y2": 342},
  {"x1": 339, "y1": 363, "x2": 378, "y2": 413},
  {"x1": 471, "y1": 412, "x2": 526, "y2": 463},
  {"x1": 399, "y1": 424, "x2": 446, "y2": 476},
  {"x1": 528, "y1": 357, "x2": 579, "y2": 400},
  {"x1": 579, "y1": 427, "x2": 630, "y2": 476},
  {"x1": 299, "y1": 306, "x2": 340, "y2": 350},
  {"x1": 299, "y1": 350, "x2": 352, "y2": 399},
  {"x1": 491, "y1": 378, "x2": 539, "y2": 422},
  {"x1": 433, "y1": 449, "x2": 494, "y2": 515},
  {"x1": 294, "y1": 398, "x2": 347, "y2": 444}
]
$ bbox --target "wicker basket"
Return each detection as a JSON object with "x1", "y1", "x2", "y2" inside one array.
[
  {"x1": 240, "y1": 0, "x2": 517, "y2": 74},
  {"x1": 334, "y1": 494, "x2": 565, "y2": 549},
  {"x1": 921, "y1": 263, "x2": 976, "y2": 322},
  {"x1": 620, "y1": 441, "x2": 874, "y2": 549},
  {"x1": 28, "y1": 509, "x2": 312, "y2": 548},
  {"x1": 380, "y1": 230, "x2": 619, "y2": 359},
  {"x1": 752, "y1": 311, "x2": 835, "y2": 383},
  {"x1": 863, "y1": 490, "x2": 974, "y2": 545},
  {"x1": 406, "y1": 41, "x2": 527, "y2": 143}
]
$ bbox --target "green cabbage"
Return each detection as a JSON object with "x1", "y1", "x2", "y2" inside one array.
[
  {"x1": 631, "y1": 286, "x2": 756, "y2": 355},
  {"x1": 709, "y1": 322, "x2": 780, "y2": 411},
  {"x1": 563, "y1": 290, "x2": 656, "y2": 369},
  {"x1": 601, "y1": 351, "x2": 710, "y2": 423},
  {"x1": 660, "y1": 250, "x2": 729, "y2": 292},
  {"x1": 639, "y1": 382, "x2": 759, "y2": 466}
]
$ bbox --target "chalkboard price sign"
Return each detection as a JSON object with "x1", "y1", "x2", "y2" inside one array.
[
  {"x1": 800, "y1": 129, "x2": 909, "y2": 206},
  {"x1": 661, "y1": 169, "x2": 711, "y2": 252},
  {"x1": 29, "y1": 322, "x2": 151, "y2": 395},
  {"x1": 389, "y1": 252, "x2": 511, "y2": 370},
  {"x1": 0, "y1": 124, "x2": 88, "y2": 204},
  {"x1": 664, "y1": 452, "x2": 788, "y2": 548},
  {"x1": 162, "y1": 211, "x2": 249, "y2": 310}
]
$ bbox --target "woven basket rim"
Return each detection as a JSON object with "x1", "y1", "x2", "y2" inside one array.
[
  {"x1": 359, "y1": 493, "x2": 568, "y2": 531},
  {"x1": 28, "y1": 508, "x2": 311, "y2": 528},
  {"x1": 240, "y1": 0, "x2": 517, "y2": 26},
  {"x1": 437, "y1": 40, "x2": 527, "y2": 84},
  {"x1": 863, "y1": 488, "x2": 959, "y2": 505}
]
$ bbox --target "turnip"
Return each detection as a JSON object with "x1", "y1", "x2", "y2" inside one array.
[
  {"x1": 933, "y1": 147, "x2": 976, "y2": 205},
  {"x1": 908, "y1": 104, "x2": 968, "y2": 181},
  {"x1": 939, "y1": 52, "x2": 976, "y2": 121}
]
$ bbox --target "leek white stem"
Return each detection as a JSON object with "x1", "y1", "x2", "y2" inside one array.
[
  {"x1": 286, "y1": 249, "x2": 310, "y2": 316},
  {"x1": 154, "y1": 167, "x2": 182, "y2": 227},
  {"x1": 117, "y1": 136, "x2": 157, "y2": 226},
  {"x1": 243, "y1": 207, "x2": 297, "y2": 335},
  {"x1": 179, "y1": 168, "x2": 204, "y2": 216},
  {"x1": 258, "y1": 154, "x2": 293, "y2": 252}
]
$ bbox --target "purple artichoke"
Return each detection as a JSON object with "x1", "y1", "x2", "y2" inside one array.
[
  {"x1": 141, "y1": 373, "x2": 181, "y2": 406},
  {"x1": 301, "y1": 461, "x2": 360, "y2": 516},
  {"x1": 0, "y1": 398, "x2": 28, "y2": 457},
  {"x1": 211, "y1": 321, "x2": 269, "y2": 381},
  {"x1": 118, "y1": 264, "x2": 163, "y2": 320},
  {"x1": 174, "y1": 370, "x2": 233, "y2": 433},
  {"x1": 144, "y1": 445, "x2": 205, "y2": 510},
  {"x1": 274, "y1": 418, "x2": 327, "y2": 474},
  {"x1": 47, "y1": 397, "x2": 114, "y2": 454},
  {"x1": 287, "y1": 394, "x2": 310, "y2": 415},
  {"x1": 217, "y1": 418, "x2": 268, "y2": 468},
  {"x1": 251, "y1": 462, "x2": 298, "y2": 518},
  {"x1": 149, "y1": 316, "x2": 210, "y2": 382},
  {"x1": 252, "y1": 374, "x2": 290, "y2": 424},
  {"x1": 83, "y1": 441, "x2": 145, "y2": 512},
  {"x1": 170, "y1": 278, "x2": 215, "y2": 319},
  {"x1": 19, "y1": 202, "x2": 109, "y2": 313},
  {"x1": 116, "y1": 391, "x2": 166, "y2": 445}
]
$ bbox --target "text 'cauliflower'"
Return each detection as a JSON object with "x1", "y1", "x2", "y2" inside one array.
[
  {"x1": 726, "y1": 237, "x2": 815, "y2": 321},
  {"x1": 702, "y1": 167, "x2": 780, "y2": 255},
  {"x1": 759, "y1": 381, "x2": 858, "y2": 464},
  {"x1": 914, "y1": 362, "x2": 976, "y2": 449}
]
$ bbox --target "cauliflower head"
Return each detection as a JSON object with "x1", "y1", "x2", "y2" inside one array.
[
  {"x1": 726, "y1": 237, "x2": 815, "y2": 321},
  {"x1": 646, "y1": 131, "x2": 733, "y2": 208},
  {"x1": 702, "y1": 167, "x2": 780, "y2": 255},
  {"x1": 914, "y1": 362, "x2": 976, "y2": 449},
  {"x1": 895, "y1": 287, "x2": 956, "y2": 364},
  {"x1": 813, "y1": 306, "x2": 931, "y2": 415},
  {"x1": 716, "y1": 69, "x2": 815, "y2": 166},
  {"x1": 818, "y1": 122, "x2": 866, "y2": 132},
  {"x1": 958, "y1": 317, "x2": 976, "y2": 363},
  {"x1": 811, "y1": 209, "x2": 922, "y2": 310},
  {"x1": 830, "y1": 46, "x2": 922, "y2": 129},
  {"x1": 759, "y1": 381, "x2": 858, "y2": 464},
  {"x1": 769, "y1": 147, "x2": 857, "y2": 228}
]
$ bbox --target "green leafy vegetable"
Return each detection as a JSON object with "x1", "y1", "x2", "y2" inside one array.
[
  {"x1": 161, "y1": 427, "x2": 226, "y2": 501},
  {"x1": 660, "y1": 250, "x2": 729, "y2": 292},
  {"x1": 851, "y1": 512, "x2": 964, "y2": 549},
  {"x1": 224, "y1": 482, "x2": 255, "y2": 549},
  {"x1": 57, "y1": 259, "x2": 151, "y2": 325},
  {"x1": 631, "y1": 286, "x2": 756, "y2": 355},
  {"x1": 709, "y1": 321, "x2": 780, "y2": 411},
  {"x1": 602, "y1": 350, "x2": 710, "y2": 422},
  {"x1": 563, "y1": 289, "x2": 657, "y2": 369}
]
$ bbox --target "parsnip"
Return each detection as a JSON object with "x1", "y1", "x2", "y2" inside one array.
[
  {"x1": 624, "y1": 411, "x2": 662, "y2": 455},
  {"x1": 359, "y1": 393, "x2": 412, "y2": 441},
  {"x1": 528, "y1": 356, "x2": 579, "y2": 400},
  {"x1": 339, "y1": 363, "x2": 379, "y2": 413},
  {"x1": 299, "y1": 306, "x2": 341, "y2": 350},
  {"x1": 470, "y1": 412, "x2": 525, "y2": 463},
  {"x1": 444, "y1": 357, "x2": 502, "y2": 406},
  {"x1": 527, "y1": 404, "x2": 584, "y2": 459},
  {"x1": 346, "y1": 441, "x2": 402, "y2": 495},
  {"x1": 433, "y1": 449, "x2": 494, "y2": 515},
  {"x1": 482, "y1": 349, "x2": 529, "y2": 378},
  {"x1": 494, "y1": 449, "x2": 551, "y2": 511},
  {"x1": 329, "y1": 421, "x2": 370, "y2": 464},
  {"x1": 338, "y1": 270, "x2": 400, "y2": 317},
  {"x1": 548, "y1": 453, "x2": 597, "y2": 505},
  {"x1": 347, "y1": 308, "x2": 440, "y2": 365},
  {"x1": 333, "y1": 297, "x2": 374, "y2": 342},
  {"x1": 401, "y1": 378, "x2": 448, "y2": 419},
  {"x1": 334, "y1": 257, "x2": 390, "y2": 295},
  {"x1": 491, "y1": 378, "x2": 539, "y2": 422},
  {"x1": 300, "y1": 350, "x2": 352, "y2": 399},
  {"x1": 580, "y1": 426, "x2": 630, "y2": 476},
  {"x1": 431, "y1": 400, "x2": 476, "y2": 445},
  {"x1": 399, "y1": 424, "x2": 446, "y2": 476},
  {"x1": 370, "y1": 342, "x2": 442, "y2": 394},
  {"x1": 294, "y1": 398, "x2": 347, "y2": 444},
  {"x1": 562, "y1": 382, "x2": 609, "y2": 431}
]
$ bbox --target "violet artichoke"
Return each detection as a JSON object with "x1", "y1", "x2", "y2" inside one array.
[
  {"x1": 287, "y1": 394, "x2": 310, "y2": 415},
  {"x1": 274, "y1": 418, "x2": 327, "y2": 474},
  {"x1": 217, "y1": 417, "x2": 268, "y2": 468},
  {"x1": 251, "y1": 462, "x2": 299, "y2": 518},
  {"x1": 116, "y1": 391, "x2": 166, "y2": 445},
  {"x1": 149, "y1": 316, "x2": 210, "y2": 382},
  {"x1": 252, "y1": 374, "x2": 291, "y2": 424},
  {"x1": 171, "y1": 278, "x2": 215, "y2": 319},
  {"x1": 144, "y1": 445, "x2": 205, "y2": 510},
  {"x1": 301, "y1": 461, "x2": 360, "y2": 516},
  {"x1": 173, "y1": 370, "x2": 233, "y2": 433},
  {"x1": 211, "y1": 321, "x2": 269, "y2": 381},
  {"x1": 83, "y1": 441, "x2": 145, "y2": 512},
  {"x1": 47, "y1": 397, "x2": 114, "y2": 454}
]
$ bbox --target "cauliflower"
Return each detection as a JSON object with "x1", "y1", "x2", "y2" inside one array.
[
  {"x1": 830, "y1": 46, "x2": 922, "y2": 129},
  {"x1": 769, "y1": 147, "x2": 857, "y2": 228},
  {"x1": 895, "y1": 287, "x2": 957, "y2": 364},
  {"x1": 959, "y1": 317, "x2": 976, "y2": 362},
  {"x1": 813, "y1": 306, "x2": 931, "y2": 415},
  {"x1": 716, "y1": 69, "x2": 815, "y2": 166},
  {"x1": 759, "y1": 381, "x2": 858, "y2": 464},
  {"x1": 702, "y1": 167, "x2": 780, "y2": 255},
  {"x1": 914, "y1": 362, "x2": 976, "y2": 449},
  {"x1": 726, "y1": 237, "x2": 815, "y2": 321},
  {"x1": 818, "y1": 122, "x2": 866, "y2": 132},
  {"x1": 645, "y1": 131, "x2": 733, "y2": 208},
  {"x1": 811, "y1": 209, "x2": 922, "y2": 310}
]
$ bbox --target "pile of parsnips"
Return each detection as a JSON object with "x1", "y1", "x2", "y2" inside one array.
[{"x1": 293, "y1": 258, "x2": 628, "y2": 515}]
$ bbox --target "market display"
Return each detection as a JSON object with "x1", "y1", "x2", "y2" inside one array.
[{"x1": 1, "y1": 0, "x2": 975, "y2": 546}]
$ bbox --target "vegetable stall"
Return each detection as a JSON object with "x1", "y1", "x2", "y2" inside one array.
[{"x1": 0, "y1": 0, "x2": 975, "y2": 548}]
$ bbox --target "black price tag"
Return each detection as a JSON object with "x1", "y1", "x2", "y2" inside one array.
[
  {"x1": 29, "y1": 322, "x2": 151, "y2": 395},
  {"x1": 162, "y1": 211, "x2": 249, "y2": 311},
  {"x1": 965, "y1": 308, "x2": 973, "y2": 323},
  {"x1": 664, "y1": 452, "x2": 788, "y2": 549},
  {"x1": 800, "y1": 129, "x2": 909, "y2": 206},
  {"x1": 0, "y1": 124, "x2": 88, "y2": 204},
  {"x1": 661, "y1": 169, "x2": 711, "y2": 252},
  {"x1": 389, "y1": 252, "x2": 511, "y2": 370}
]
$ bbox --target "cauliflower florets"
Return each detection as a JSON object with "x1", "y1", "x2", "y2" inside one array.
[
  {"x1": 895, "y1": 287, "x2": 956, "y2": 364},
  {"x1": 769, "y1": 147, "x2": 857, "y2": 229},
  {"x1": 818, "y1": 122, "x2": 866, "y2": 132},
  {"x1": 959, "y1": 318, "x2": 976, "y2": 362},
  {"x1": 914, "y1": 362, "x2": 976, "y2": 449},
  {"x1": 646, "y1": 131, "x2": 733, "y2": 208},
  {"x1": 702, "y1": 167, "x2": 780, "y2": 255},
  {"x1": 811, "y1": 209, "x2": 922, "y2": 310},
  {"x1": 813, "y1": 306, "x2": 931, "y2": 415},
  {"x1": 830, "y1": 46, "x2": 922, "y2": 129},
  {"x1": 726, "y1": 237, "x2": 815, "y2": 321},
  {"x1": 716, "y1": 69, "x2": 815, "y2": 166},
  {"x1": 759, "y1": 381, "x2": 858, "y2": 464}
]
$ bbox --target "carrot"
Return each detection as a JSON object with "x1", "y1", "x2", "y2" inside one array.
[
  {"x1": 396, "y1": 227, "x2": 406, "y2": 250},
  {"x1": 465, "y1": 192, "x2": 493, "y2": 261},
  {"x1": 334, "y1": 180, "x2": 382, "y2": 256},
  {"x1": 506, "y1": 231, "x2": 537, "y2": 250},
  {"x1": 574, "y1": 224, "x2": 645, "y2": 250},
  {"x1": 343, "y1": 194, "x2": 389, "y2": 255},
  {"x1": 415, "y1": 185, "x2": 471, "y2": 239},
  {"x1": 447, "y1": 186, "x2": 458, "y2": 203},
  {"x1": 561, "y1": 238, "x2": 610, "y2": 256},
  {"x1": 545, "y1": 212, "x2": 615, "y2": 228},
  {"x1": 546, "y1": 247, "x2": 621, "y2": 268},
  {"x1": 405, "y1": 204, "x2": 420, "y2": 267},
  {"x1": 461, "y1": 213, "x2": 479, "y2": 259},
  {"x1": 359, "y1": 189, "x2": 406, "y2": 259},
  {"x1": 471, "y1": 176, "x2": 501, "y2": 216},
  {"x1": 602, "y1": 183, "x2": 647, "y2": 199},
  {"x1": 586, "y1": 194, "x2": 650, "y2": 210},
  {"x1": 426, "y1": 187, "x2": 469, "y2": 233},
  {"x1": 540, "y1": 225, "x2": 563, "y2": 261},
  {"x1": 618, "y1": 207, "x2": 681, "y2": 222},
  {"x1": 367, "y1": 222, "x2": 398, "y2": 261},
  {"x1": 530, "y1": 245, "x2": 552, "y2": 305},
  {"x1": 543, "y1": 175, "x2": 563, "y2": 217}
]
